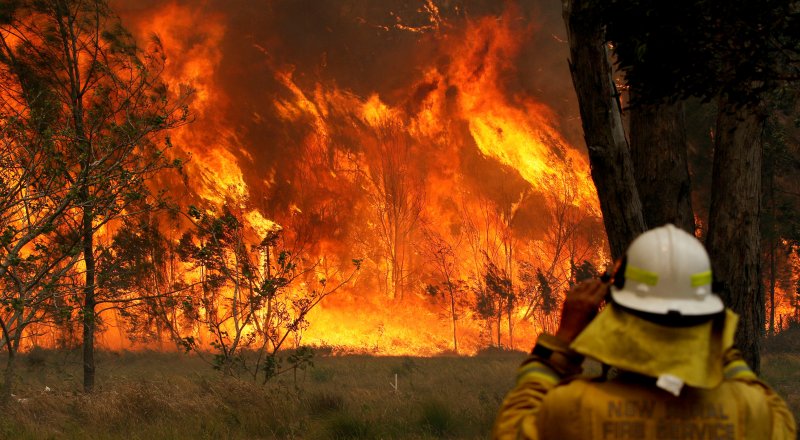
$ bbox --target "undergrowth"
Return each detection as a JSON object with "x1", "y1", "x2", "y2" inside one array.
[
  {"x1": 2, "y1": 348, "x2": 797, "y2": 439},
  {"x1": 0, "y1": 350, "x2": 518, "y2": 439}
]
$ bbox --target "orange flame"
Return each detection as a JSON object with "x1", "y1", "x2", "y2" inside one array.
[{"x1": 18, "y1": 1, "x2": 608, "y2": 355}]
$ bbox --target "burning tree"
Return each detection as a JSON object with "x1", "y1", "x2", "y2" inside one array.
[
  {"x1": 518, "y1": 262, "x2": 559, "y2": 335},
  {"x1": 478, "y1": 259, "x2": 514, "y2": 349},
  {"x1": 459, "y1": 189, "x2": 523, "y2": 350},
  {"x1": 0, "y1": 0, "x2": 618, "y2": 359},
  {"x1": 0, "y1": 0, "x2": 190, "y2": 392},
  {"x1": 0, "y1": 75, "x2": 86, "y2": 399},
  {"x1": 420, "y1": 225, "x2": 467, "y2": 353},
  {"x1": 361, "y1": 121, "x2": 425, "y2": 301},
  {"x1": 177, "y1": 206, "x2": 360, "y2": 379},
  {"x1": 760, "y1": 95, "x2": 800, "y2": 336},
  {"x1": 95, "y1": 215, "x2": 193, "y2": 349}
]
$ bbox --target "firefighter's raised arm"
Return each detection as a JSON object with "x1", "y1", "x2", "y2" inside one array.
[{"x1": 492, "y1": 280, "x2": 605, "y2": 439}]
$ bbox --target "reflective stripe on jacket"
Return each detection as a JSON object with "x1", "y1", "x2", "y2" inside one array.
[{"x1": 493, "y1": 358, "x2": 796, "y2": 439}]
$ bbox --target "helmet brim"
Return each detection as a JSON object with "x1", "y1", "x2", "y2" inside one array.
[{"x1": 610, "y1": 287, "x2": 725, "y2": 316}]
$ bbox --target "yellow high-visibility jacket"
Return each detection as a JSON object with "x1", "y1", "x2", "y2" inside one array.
[{"x1": 493, "y1": 357, "x2": 796, "y2": 439}]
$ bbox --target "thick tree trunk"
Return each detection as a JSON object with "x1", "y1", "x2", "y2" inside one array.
[
  {"x1": 705, "y1": 96, "x2": 764, "y2": 373},
  {"x1": 630, "y1": 101, "x2": 695, "y2": 233},
  {"x1": 562, "y1": 0, "x2": 645, "y2": 259}
]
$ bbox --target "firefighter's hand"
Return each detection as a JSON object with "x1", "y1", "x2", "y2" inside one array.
[{"x1": 555, "y1": 280, "x2": 609, "y2": 343}]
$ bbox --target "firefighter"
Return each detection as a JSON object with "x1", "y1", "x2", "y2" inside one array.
[{"x1": 493, "y1": 224, "x2": 796, "y2": 439}]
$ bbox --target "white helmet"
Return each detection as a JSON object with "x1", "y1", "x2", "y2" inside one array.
[{"x1": 610, "y1": 224, "x2": 724, "y2": 316}]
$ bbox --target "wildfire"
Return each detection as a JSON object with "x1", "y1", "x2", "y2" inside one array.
[
  {"x1": 14, "y1": 1, "x2": 607, "y2": 355},
  {"x1": 122, "y1": 2, "x2": 250, "y2": 205}
]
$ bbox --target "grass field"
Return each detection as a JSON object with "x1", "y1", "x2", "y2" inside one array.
[{"x1": 0, "y1": 348, "x2": 798, "y2": 439}]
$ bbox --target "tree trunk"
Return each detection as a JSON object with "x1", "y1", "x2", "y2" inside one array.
[
  {"x1": 496, "y1": 310, "x2": 502, "y2": 348},
  {"x1": 768, "y1": 237, "x2": 775, "y2": 337},
  {"x1": 562, "y1": 0, "x2": 645, "y2": 259},
  {"x1": 448, "y1": 287, "x2": 458, "y2": 354},
  {"x1": 507, "y1": 302, "x2": 513, "y2": 350},
  {"x1": 630, "y1": 100, "x2": 695, "y2": 232},
  {"x1": 766, "y1": 166, "x2": 776, "y2": 338},
  {"x1": 1, "y1": 344, "x2": 16, "y2": 405},
  {"x1": 82, "y1": 205, "x2": 96, "y2": 393},
  {"x1": 705, "y1": 96, "x2": 764, "y2": 373}
]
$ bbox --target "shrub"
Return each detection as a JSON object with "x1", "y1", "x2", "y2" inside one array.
[
  {"x1": 311, "y1": 366, "x2": 335, "y2": 383},
  {"x1": 765, "y1": 321, "x2": 800, "y2": 353},
  {"x1": 418, "y1": 399, "x2": 454, "y2": 437},
  {"x1": 307, "y1": 391, "x2": 345, "y2": 415},
  {"x1": 23, "y1": 347, "x2": 49, "y2": 369},
  {"x1": 326, "y1": 412, "x2": 375, "y2": 439}
]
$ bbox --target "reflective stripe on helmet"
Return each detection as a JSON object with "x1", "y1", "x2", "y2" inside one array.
[
  {"x1": 624, "y1": 265, "x2": 659, "y2": 286},
  {"x1": 690, "y1": 270, "x2": 712, "y2": 287}
]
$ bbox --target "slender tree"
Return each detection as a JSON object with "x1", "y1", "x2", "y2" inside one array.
[
  {"x1": 361, "y1": 122, "x2": 424, "y2": 301},
  {"x1": 177, "y1": 206, "x2": 360, "y2": 379},
  {"x1": 420, "y1": 226, "x2": 465, "y2": 353},
  {"x1": 0, "y1": 0, "x2": 190, "y2": 391}
]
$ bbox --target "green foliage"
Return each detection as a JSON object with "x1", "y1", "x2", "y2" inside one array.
[
  {"x1": 175, "y1": 206, "x2": 359, "y2": 380},
  {"x1": 0, "y1": 0, "x2": 191, "y2": 394},
  {"x1": 178, "y1": 336, "x2": 196, "y2": 353},
  {"x1": 262, "y1": 346, "x2": 316, "y2": 386},
  {"x1": 288, "y1": 346, "x2": 315, "y2": 372},
  {"x1": 262, "y1": 353, "x2": 280, "y2": 382},
  {"x1": 536, "y1": 269, "x2": 556, "y2": 315}
]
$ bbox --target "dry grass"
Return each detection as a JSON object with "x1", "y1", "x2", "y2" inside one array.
[
  {"x1": 0, "y1": 348, "x2": 797, "y2": 439},
  {"x1": 759, "y1": 353, "x2": 800, "y2": 424},
  {"x1": 0, "y1": 349, "x2": 521, "y2": 439}
]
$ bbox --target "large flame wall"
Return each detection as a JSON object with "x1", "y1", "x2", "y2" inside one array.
[{"x1": 95, "y1": 0, "x2": 607, "y2": 355}]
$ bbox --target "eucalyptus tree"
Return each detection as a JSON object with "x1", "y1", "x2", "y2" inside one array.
[
  {"x1": 0, "y1": 0, "x2": 190, "y2": 392},
  {"x1": 562, "y1": 0, "x2": 800, "y2": 370},
  {"x1": 177, "y1": 206, "x2": 360, "y2": 381}
]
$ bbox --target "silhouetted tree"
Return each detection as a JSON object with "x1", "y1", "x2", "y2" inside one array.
[
  {"x1": 0, "y1": 0, "x2": 190, "y2": 391},
  {"x1": 562, "y1": 0, "x2": 800, "y2": 370},
  {"x1": 177, "y1": 205, "x2": 360, "y2": 380},
  {"x1": 420, "y1": 226, "x2": 467, "y2": 353}
]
